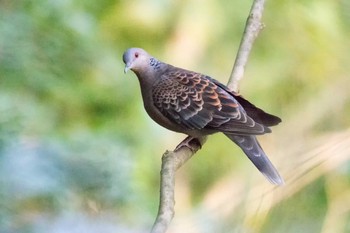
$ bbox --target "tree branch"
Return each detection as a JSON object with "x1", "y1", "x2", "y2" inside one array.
[
  {"x1": 151, "y1": 0, "x2": 266, "y2": 232},
  {"x1": 151, "y1": 136, "x2": 207, "y2": 233},
  {"x1": 228, "y1": 0, "x2": 265, "y2": 92}
]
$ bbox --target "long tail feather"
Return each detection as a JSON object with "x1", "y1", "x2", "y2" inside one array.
[{"x1": 225, "y1": 134, "x2": 284, "y2": 185}]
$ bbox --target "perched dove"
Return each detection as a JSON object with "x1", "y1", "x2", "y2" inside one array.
[{"x1": 123, "y1": 48, "x2": 284, "y2": 185}]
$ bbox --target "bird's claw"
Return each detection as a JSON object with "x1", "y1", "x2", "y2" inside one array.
[{"x1": 174, "y1": 136, "x2": 202, "y2": 153}]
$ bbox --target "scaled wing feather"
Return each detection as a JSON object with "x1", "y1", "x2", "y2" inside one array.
[{"x1": 152, "y1": 69, "x2": 270, "y2": 135}]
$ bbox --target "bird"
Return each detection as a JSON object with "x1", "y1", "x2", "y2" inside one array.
[{"x1": 122, "y1": 47, "x2": 284, "y2": 185}]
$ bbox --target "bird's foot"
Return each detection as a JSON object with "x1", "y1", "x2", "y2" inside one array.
[{"x1": 174, "y1": 136, "x2": 202, "y2": 153}]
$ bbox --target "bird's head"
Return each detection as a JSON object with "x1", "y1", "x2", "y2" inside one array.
[{"x1": 123, "y1": 48, "x2": 151, "y2": 74}]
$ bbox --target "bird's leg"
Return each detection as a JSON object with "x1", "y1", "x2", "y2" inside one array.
[{"x1": 174, "y1": 136, "x2": 203, "y2": 153}]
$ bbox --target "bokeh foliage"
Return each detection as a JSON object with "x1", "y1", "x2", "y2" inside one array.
[{"x1": 1, "y1": 0, "x2": 349, "y2": 232}]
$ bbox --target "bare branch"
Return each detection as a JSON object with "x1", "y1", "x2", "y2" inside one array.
[
  {"x1": 151, "y1": 136, "x2": 207, "y2": 233},
  {"x1": 228, "y1": 0, "x2": 266, "y2": 92},
  {"x1": 151, "y1": 0, "x2": 266, "y2": 232}
]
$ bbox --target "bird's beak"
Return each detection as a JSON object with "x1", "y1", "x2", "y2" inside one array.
[{"x1": 124, "y1": 63, "x2": 131, "y2": 74}]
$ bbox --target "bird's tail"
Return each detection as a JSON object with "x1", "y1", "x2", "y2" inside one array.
[{"x1": 225, "y1": 134, "x2": 284, "y2": 185}]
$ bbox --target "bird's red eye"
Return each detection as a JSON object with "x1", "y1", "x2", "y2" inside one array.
[{"x1": 135, "y1": 52, "x2": 139, "y2": 58}]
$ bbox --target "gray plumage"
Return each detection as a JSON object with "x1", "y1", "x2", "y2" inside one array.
[{"x1": 123, "y1": 47, "x2": 284, "y2": 185}]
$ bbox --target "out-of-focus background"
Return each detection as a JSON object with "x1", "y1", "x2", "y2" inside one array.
[{"x1": 1, "y1": 0, "x2": 350, "y2": 232}]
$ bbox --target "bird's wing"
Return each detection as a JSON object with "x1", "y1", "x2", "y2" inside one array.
[
  {"x1": 152, "y1": 69, "x2": 269, "y2": 135},
  {"x1": 212, "y1": 81, "x2": 282, "y2": 127}
]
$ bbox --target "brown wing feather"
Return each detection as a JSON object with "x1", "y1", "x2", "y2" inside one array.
[
  {"x1": 233, "y1": 95, "x2": 281, "y2": 126},
  {"x1": 152, "y1": 69, "x2": 270, "y2": 135},
  {"x1": 212, "y1": 80, "x2": 282, "y2": 127}
]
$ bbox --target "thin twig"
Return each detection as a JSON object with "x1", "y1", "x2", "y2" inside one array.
[{"x1": 151, "y1": 0, "x2": 266, "y2": 232}]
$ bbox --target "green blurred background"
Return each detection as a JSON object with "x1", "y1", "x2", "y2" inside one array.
[{"x1": 1, "y1": 0, "x2": 350, "y2": 232}]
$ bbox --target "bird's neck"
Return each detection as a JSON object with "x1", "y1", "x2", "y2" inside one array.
[
  {"x1": 135, "y1": 70, "x2": 155, "y2": 100},
  {"x1": 149, "y1": 57, "x2": 162, "y2": 70},
  {"x1": 135, "y1": 57, "x2": 167, "y2": 97}
]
